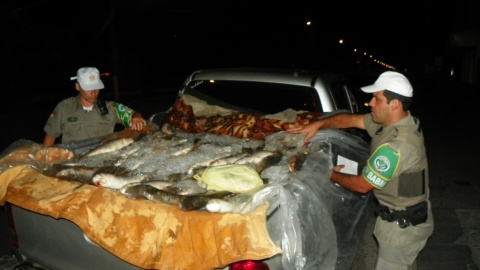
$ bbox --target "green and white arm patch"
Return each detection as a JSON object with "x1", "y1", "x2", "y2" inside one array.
[
  {"x1": 362, "y1": 143, "x2": 400, "y2": 189},
  {"x1": 112, "y1": 102, "x2": 135, "y2": 127}
]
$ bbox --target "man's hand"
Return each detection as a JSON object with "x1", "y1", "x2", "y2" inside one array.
[
  {"x1": 287, "y1": 121, "x2": 324, "y2": 143},
  {"x1": 130, "y1": 113, "x2": 147, "y2": 131},
  {"x1": 332, "y1": 164, "x2": 345, "y2": 172}
]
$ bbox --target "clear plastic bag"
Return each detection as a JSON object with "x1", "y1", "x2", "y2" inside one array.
[{"x1": 194, "y1": 164, "x2": 264, "y2": 193}]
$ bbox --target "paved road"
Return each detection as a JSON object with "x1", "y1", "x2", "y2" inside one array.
[{"x1": 415, "y1": 79, "x2": 480, "y2": 270}]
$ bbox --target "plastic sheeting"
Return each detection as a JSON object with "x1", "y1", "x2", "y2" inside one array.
[
  {"x1": 210, "y1": 129, "x2": 373, "y2": 269},
  {"x1": 0, "y1": 128, "x2": 372, "y2": 270}
]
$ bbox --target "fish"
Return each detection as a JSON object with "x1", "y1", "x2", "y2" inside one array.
[
  {"x1": 143, "y1": 185, "x2": 182, "y2": 206},
  {"x1": 55, "y1": 166, "x2": 98, "y2": 184},
  {"x1": 143, "y1": 185, "x2": 231, "y2": 211},
  {"x1": 287, "y1": 153, "x2": 308, "y2": 172},
  {"x1": 161, "y1": 123, "x2": 174, "y2": 136},
  {"x1": 122, "y1": 178, "x2": 205, "y2": 198},
  {"x1": 234, "y1": 150, "x2": 281, "y2": 164},
  {"x1": 186, "y1": 150, "x2": 235, "y2": 174},
  {"x1": 96, "y1": 165, "x2": 129, "y2": 176},
  {"x1": 163, "y1": 173, "x2": 189, "y2": 183},
  {"x1": 112, "y1": 144, "x2": 142, "y2": 166},
  {"x1": 46, "y1": 163, "x2": 128, "y2": 184},
  {"x1": 205, "y1": 198, "x2": 234, "y2": 213},
  {"x1": 170, "y1": 144, "x2": 194, "y2": 156},
  {"x1": 184, "y1": 143, "x2": 238, "y2": 173},
  {"x1": 179, "y1": 191, "x2": 233, "y2": 211},
  {"x1": 234, "y1": 150, "x2": 282, "y2": 173},
  {"x1": 120, "y1": 180, "x2": 176, "y2": 198},
  {"x1": 206, "y1": 195, "x2": 261, "y2": 214},
  {"x1": 286, "y1": 142, "x2": 312, "y2": 172},
  {"x1": 187, "y1": 164, "x2": 209, "y2": 176},
  {"x1": 209, "y1": 152, "x2": 249, "y2": 166},
  {"x1": 146, "y1": 180, "x2": 176, "y2": 190},
  {"x1": 119, "y1": 183, "x2": 148, "y2": 199},
  {"x1": 125, "y1": 160, "x2": 144, "y2": 170},
  {"x1": 92, "y1": 173, "x2": 147, "y2": 189},
  {"x1": 169, "y1": 179, "x2": 207, "y2": 196},
  {"x1": 42, "y1": 163, "x2": 84, "y2": 177},
  {"x1": 78, "y1": 138, "x2": 135, "y2": 159},
  {"x1": 150, "y1": 137, "x2": 189, "y2": 154}
]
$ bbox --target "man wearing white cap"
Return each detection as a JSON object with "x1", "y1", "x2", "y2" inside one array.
[
  {"x1": 288, "y1": 71, "x2": 433, "y2": 269},
  {"x1": 43, "y1": 67, "x2": 147, "y2": 146}
]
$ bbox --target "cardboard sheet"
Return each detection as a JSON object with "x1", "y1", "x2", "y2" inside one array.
[{"x1": 0, "y1": 146, "x2": 281, "y2": 270}]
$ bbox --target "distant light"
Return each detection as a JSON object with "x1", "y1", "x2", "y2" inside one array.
[
  {"x1": 306, "y1": 21, "x2": 312, "y2": 26},
  {"x1": 450, "y1": 68, "x2": 454, "y2": 76},
  {"x1": 209, "y1": 80, "x2": 215, "y2": 83},
  {"x1": 339, "y1": 39, "x2": 344, "y2": 44}
]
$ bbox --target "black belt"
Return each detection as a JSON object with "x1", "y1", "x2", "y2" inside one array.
[{"x1": 375, "y1": 201, "x2": 428, "y2": 229}]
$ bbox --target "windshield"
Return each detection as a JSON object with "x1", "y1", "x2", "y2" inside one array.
[{"x1": 185, "y1": 80, "x2": 322, "y2": 115}]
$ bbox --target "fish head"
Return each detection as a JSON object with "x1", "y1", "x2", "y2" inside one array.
[
  {"x1": 92, "y1": 174, "x2": 108, "y2": 187},
  {"x1": 55, "y1": 169, "x2": 72, "y2": 178}
]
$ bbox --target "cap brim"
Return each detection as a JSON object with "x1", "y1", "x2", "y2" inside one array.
[
  {"x1": 360, "y1": 84, "x2": 382, "y2": 93},
  {"x1": 79, "y1": 81, "x2": 105, "y2": 91}
]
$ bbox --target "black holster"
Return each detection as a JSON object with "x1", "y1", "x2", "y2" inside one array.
[{"x1": 376, "y1": 201, "x2": 428, "y2": 229}]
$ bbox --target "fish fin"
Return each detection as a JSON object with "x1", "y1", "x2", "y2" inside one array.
[{"x1": 73, "y1": 183, "x2": 86, "y2": 191}]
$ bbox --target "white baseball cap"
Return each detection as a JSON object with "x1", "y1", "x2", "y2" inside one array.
[
  {"x1": 70, "y1": 67, "x2": 105, "y2": 91},
  {"x1": 361, "y1": 71, "x2": 413, "y2": 97}
]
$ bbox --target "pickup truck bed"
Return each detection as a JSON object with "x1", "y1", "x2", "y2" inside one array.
[
  {"x1": 0, "y1": 127, "x2": 371, "y2": 270},
  {"x1": 1, "y1": 161, "x2": 278, "y2": 270}
]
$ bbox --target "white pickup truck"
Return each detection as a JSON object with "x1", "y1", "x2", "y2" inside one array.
[{"x1": 2, "y1": 68, "x2": 372, "y2": 270}]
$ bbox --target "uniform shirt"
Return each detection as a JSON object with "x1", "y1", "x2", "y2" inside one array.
[
  {"x1": 362, "y1": 111, "x2": 429, "y2": 209},
  {"x1": 43, "y1": 95, "x2": 136, "y2": 143}
]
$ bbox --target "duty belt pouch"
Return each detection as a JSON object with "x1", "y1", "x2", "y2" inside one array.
[{"x1": 406, "y1": 201, "x2": 428, "y2": 226}]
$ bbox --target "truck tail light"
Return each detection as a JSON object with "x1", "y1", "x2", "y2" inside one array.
[{"x1": 229, "y1": 260, "x2": 270, "y2": 270}]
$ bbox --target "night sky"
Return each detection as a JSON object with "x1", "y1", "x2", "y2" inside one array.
[
  {"x1": 0, "y1": 0, "x2": 478, "y2": 151},
  {"x1": 1, "y1": 0, "x2": 476, "y2": 95}
]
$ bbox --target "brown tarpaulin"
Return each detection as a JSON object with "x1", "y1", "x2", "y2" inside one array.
[{"x1": 0, "y1": 146, "x2": 281, "y2": 270}]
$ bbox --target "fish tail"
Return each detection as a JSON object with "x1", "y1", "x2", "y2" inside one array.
[{"x1": 73, "y1": 183, "x2": 86, "y2": 191}]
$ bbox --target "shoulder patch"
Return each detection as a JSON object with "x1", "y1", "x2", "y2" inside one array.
[
  {"x1": 112, "y1": 102, "x2": 135, "y2": 126},
  {"x1": 114, "y1": 103, "x2": 127, "y2": 112},
  {"x1": 362, "y1": 143, "x2": 400, "y2": 189}
]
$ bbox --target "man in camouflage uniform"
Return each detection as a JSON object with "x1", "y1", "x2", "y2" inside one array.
[
  {"x1": 43, "y1": 67, "x2": 147, "y2": 146},
  {"x1": 288, "y1": 71, "x2": 433, "y2": 270}
]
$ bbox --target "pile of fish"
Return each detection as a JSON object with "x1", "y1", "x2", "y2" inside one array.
[{"x1": 42, "y1": 129, "x2": 312, "y2": 212}]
